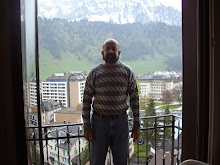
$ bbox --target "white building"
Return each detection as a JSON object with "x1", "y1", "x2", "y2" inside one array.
[
  {"x1": 29, "y1": 81, "x2": 37, "y2": 107},
  {"x1": 42, "y1": 72, "x2": 86, "y2": 107},
  {"x1": 28, "y1": 112, "x2": 38, "y2": 127},
  {"x1": 23, "y1": 77, "x2": 39, "y2": 108},
  {"x1": 44, "y1": 125, "x2": 87, "y2": 165},
  {"x1": 41, "y1": 101, "x2": 63, "y2": 125},
  {"x1": 138, "y1": 71, "x2": 182, "y2": 100}
]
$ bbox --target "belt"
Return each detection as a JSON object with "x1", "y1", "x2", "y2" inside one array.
[{"x1": 93, "y1": 111, "x2": 127, "y2": 118}]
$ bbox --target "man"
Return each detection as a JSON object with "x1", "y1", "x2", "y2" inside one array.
[{"x1": 82, "y1": 38, "x2": 140, "y2": 165}]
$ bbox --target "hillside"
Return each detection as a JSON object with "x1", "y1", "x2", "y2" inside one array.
[{"x1": 38, "y1": 18, "x2": 182, "y2": 80}]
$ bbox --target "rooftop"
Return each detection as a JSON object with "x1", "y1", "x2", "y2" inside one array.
[
  {"x1": 45, "y1": 125, "x2": 84, "y2": 150},
  {"x1": 138, "y1": 71, "x2": 182, "y2": 82},
  {"x1": 55, "y1": 107, "x2": 82, "y2": 114},
  {"x1": 42, "y1": 100, "x2": 63, "y2": 111},
  {"x1": 45, "y1": 72, "x2": 86, "y2": 82}
]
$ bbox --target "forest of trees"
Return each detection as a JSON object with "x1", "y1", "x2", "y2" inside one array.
[{"x1": 38, "y1": 18, "x2": 182, "y2": 71}]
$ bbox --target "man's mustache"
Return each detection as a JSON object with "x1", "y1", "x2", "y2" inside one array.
[{"x1": 106, "y1": 53, "x2": 115, "y2": 56}]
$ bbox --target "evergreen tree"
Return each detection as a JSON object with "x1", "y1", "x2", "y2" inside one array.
[
  {"x1": 143, "y1": 98, "x2": 158, "y2": 147},
  {"x1": 81, "y1": 143, "x2": 90, "y2": 165},
  {"x1": 165, "y1": 105, "x2": 172, "y2": 140},
  {"x1": 136, "y1": 79, "x2": 141, "y2": 95},
  {"x1": 145, "y1": 98, "x2": 156, "y2": 117},
  {"x1": 139, "y1": 95, "x2": 148, "y2": 110},
  {"x1": 165, "y1": 105, "x2": 170, "y2": 115}
]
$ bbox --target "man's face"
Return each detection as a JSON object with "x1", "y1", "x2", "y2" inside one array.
[{"x1": 101, "y1": 41, "x2": 121, "y2": 64}]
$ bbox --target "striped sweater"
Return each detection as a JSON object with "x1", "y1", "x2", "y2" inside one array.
[{"x1": 82, "y1": 62, "x2": 140, "y2": 130}]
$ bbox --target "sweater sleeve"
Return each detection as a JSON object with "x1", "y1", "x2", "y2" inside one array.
[
  {"x1": 82, "y1": 71, "x2": 95, "y2": 130},
  {"x1": 127, "y1": 71, "x2": 140, "y2": 129}
]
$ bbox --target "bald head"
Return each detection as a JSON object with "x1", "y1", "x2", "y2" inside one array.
[
  {"x1": 101, "y1": 38, "x2": 121, "y2": 64},
  {"x1": 102, "y1": 38, "x2": 120, "y2": 50}
]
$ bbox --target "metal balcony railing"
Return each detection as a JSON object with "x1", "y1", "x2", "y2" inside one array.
[{"x1": 26, "y1": 114, "x2": 182, "y2": 165}]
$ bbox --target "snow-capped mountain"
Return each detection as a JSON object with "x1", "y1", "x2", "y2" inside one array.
[{"x1": 38, "y1": 0, "x2": 181, "y2": 26}]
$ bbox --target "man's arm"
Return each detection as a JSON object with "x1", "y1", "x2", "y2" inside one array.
[
  {"x1": 128, "y1": 71, "x2": 140, "y2": 128},
  {"x1": 128, "y1": 71, "x2": 140, "y2": 141},
  {"x1": 82, "y1": 71, "x2": 95, "y2": 132}
]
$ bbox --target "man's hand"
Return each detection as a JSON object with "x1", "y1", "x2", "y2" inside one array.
[
  {"x1": 84, "y1": 129, "x2": 93, "y2": 143},
  {"x1": 131, "y1": 128, "x2": 140, "y2": 142}
]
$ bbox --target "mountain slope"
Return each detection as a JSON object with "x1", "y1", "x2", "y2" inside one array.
[
  {"x1": 38, "y1": 18, "x2": 182, "y2": 61},
  {"x1": 38, "y1": 18, "x2": 182, "y2": 80}
]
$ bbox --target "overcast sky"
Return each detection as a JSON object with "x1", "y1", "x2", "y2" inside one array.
[{"x1": 160, "y1": 0, "x2": 182, "y2": 11}]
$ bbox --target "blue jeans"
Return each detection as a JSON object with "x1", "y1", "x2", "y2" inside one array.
[{"x1": 90, "y1": 114, "x2": 129, "y2": 165}]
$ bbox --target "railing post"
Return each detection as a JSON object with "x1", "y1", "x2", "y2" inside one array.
[
  {"x1": 137, "y1": 139, "x2": 139, "y2": 165},
  {"x1": 56, "y1": 129, "x2": 60, "y2": 164},
  {"x1": 45, "y1": 128, "x2": 49, "y2": 164},
  {"x1": 67, "y1": 125, "x2": 71, "y2": 165},
  {"x1": 33, "y1": 132, "x2": 37, "y2": 164},
  {"x1": 89, "y1": 142, "x2": 91, "y2": 164},
  {"x1": 171, "y1": 116, "x2": 175, "y2": 165},
  {"x1": 163, "y1": 117, "x2": 166, "y2": 165},
  {"x1": 78, "y1": 127, "x2": 81, "y2": 165},
  {"x1": 177, "y1": 119, "x2": 180, "y2": 165},
  {"x1": 154, "y1": 117, "x2": 157, "y2": 165},
  {"x1": 145, "y1": 121, "x2": 149, "y2": 165}
]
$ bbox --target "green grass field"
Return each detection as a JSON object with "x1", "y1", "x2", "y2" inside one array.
[
  {"x1": 160, "y1": 104, "x2": 182, "y2": 110},
  {"x1": 122, "y1": 55, "x2": 167, "y2": 76},
  {"x1": 154, "y1": 102, "x2": 165, "y2": 107},
  {"x1": 134, "y1": 143, "x2": 150, "y2": 158},
  {"x1": 39, "y1": 49, "x2": 168, "y2": 81},
  {"x1": 39, "y1": 48, "x2": 94, "y2": 81}
]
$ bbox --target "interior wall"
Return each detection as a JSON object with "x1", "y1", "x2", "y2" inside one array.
[{"x1": 209, "y1": 0, "x2": 220, "y2": 164}]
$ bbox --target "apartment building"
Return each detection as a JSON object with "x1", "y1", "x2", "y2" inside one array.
[
  {"x1": 42, "y1": 72, "x2": 86, "y2": 107},
  {"x1": 41, "y1": 101, "x2": 63, "y2": 125},
  {"x1": 44, "y1": 126, "x2": 86, "y2": 165},
  {"x1": 27, "y1": 101, "x2": 63, "y2": 126},
  {"x1": 23, "y1": 77, "x2": 38, "y2": 108},
  {"x1": 29, "y1": 80, "x2": 37, "y2": 107},
  {"x1": 138, "y1": 71, "x2": 182, "y2": 100},
  {"x1": 28, "y1": 112, "x2": 39, "y2": 127}
]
